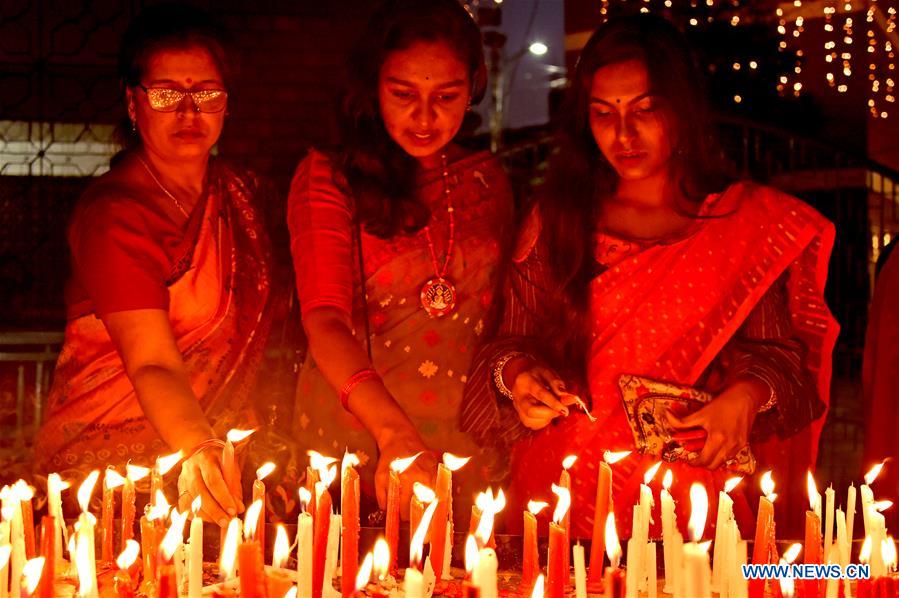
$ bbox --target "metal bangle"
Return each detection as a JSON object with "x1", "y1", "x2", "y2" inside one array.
[{"x1": 492, "y1": 351, "x2": 531, "y2": 400}]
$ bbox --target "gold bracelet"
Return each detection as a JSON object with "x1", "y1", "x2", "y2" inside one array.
[{"x1": 493, "y1": 352, "x2": 530, "y2": 400}]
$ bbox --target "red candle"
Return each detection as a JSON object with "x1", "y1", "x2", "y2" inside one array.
[
  {"x1": 547, "y1": 522, "x2": 567, "y2": 598},
  {"x1": 252, "y1": 462, "x2": 275, "y2": 556},
  {"x1": 804, "y1": 510, "x2": 823, "y2": 598},
  {"x1": 238, "y1": 542, "x2": 267, "y2": 598},
  {"x1": 341, "y1": 463, "x2": 360, "y2": 598},
  {"x1": 521, "y1": 510, "x2": 540, "y2": 591},
  {"x1": 603, "y1": 567, "x2": 626, "y2": 598},
  {"x1": 468, "y1": 503, "x2": 496, "y2": 549},
  {"x1": 140, "y1": 516, "x2": 159, "y2": 583},
  {"x1": 589, "y1": 462, "x2": 612, "y2": 584},
  {"x1": 21, "y1": 488, "x2": 35, "y2": 560},
  {"x1": 307, "y1": 466, "x2": 320, "y2": 527},
  {"x1": 430, "y1": 464, "x2": 452, "y2": 581},
  {"x1": 157, "y1": 564, "x2": 178, "y2": 598},
  {"x1": 858, "y1": 577, "x2": 873, "y2": 598},
  {"x1": 102, "y1": 469, "x2": 126, "y2": 562},
  {"x1": 386, "y1": 469, "x2": 400, "y2": 573},
  {"x1": 37, "y1": 516, "x2": 55, "y2": 598},
  {"x1": 749, "y1": 473, "x2": 777, "y2": 598},
  {"x1": 313, "y1": 486, "x2": 333, "y2": 598}
]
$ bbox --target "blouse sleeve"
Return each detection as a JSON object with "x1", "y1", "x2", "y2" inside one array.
[
  {"x1": 68, "y1": 196, "x2": 171, "y2": 316},
  {"x1": 712, "y1": 272, "x2": 825, "y2": 442},
  {"x1": 286, "y1": 150, "x2": 355, "y2": 320}
]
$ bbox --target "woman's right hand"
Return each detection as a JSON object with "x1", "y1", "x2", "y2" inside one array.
[
  {"x1": 374, "y1": 429, "x2": 439, "y2": 519},
  {"x1": 506, "y1": 357, "x2": 576, "y2": 430},
  {"x1": 178, "y1": 448, "x2": 244, "y2": 526}
]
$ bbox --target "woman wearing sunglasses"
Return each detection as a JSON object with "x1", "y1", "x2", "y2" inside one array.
[{"x1": 35, "y1": 4, "x2": 275, "y2": 525}]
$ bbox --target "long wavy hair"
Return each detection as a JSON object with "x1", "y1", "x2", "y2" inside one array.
[
  {"x1": 337, "y1": 0, "x2": 487, "y2": 239},
  {"x1": 537, "y1": 14, "x2": 731, "y2": 367}
]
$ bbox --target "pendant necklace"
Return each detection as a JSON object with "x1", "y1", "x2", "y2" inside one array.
[
  {"x1": 136, "y1": 154, "x2": 190, "y2": 217},
  {"x1": 419, "y1": 154, "x2": 457, "y2": 318}
]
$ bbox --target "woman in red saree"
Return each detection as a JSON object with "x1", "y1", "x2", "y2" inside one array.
[
  {"x1": 34, "y1": 5, "x2": 274, "y2": 525},
  {"x1": 462, "y1": 14, "x2": 838, "y2": 539},
  {"x1": 287, "y1": 0, "x2": 513, "y2": 516}
]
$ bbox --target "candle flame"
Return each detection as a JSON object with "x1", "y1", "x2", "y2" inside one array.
[
  {"x1": 760, "y1": 471, "x2": 776, "y2": 499},
  {"x1": 156, "y1": 451, "x2": 183, "y2": 475},
  {"x1": 860, "y1": 536, "x2": 873, "y2": 563},
  {"x1": 724, "y1": 477, "x2": 743, "y2": 494},
  {"x1": 256, "y1": 462, "x2": 276, "y2": 481},
  {"x1": 356, "y1": 552, "x2": 374, "y2": 591},
  {"x1": 342, "y1": 450, "x2": 361, "y2": 481},
  {"x1": 298, "y1": 487, "x2": 312, "y2": 512},
  {"x1": 226, "y1": 428, "x2": 256, "y2": 443},
  {"x1": 104, "y1": 469, "x2": 126, "y2": 490},
  {"x1": 865, "y1": 461, "x2": 885, "y2": 486},
  {"x1": 884, "y1": 537, "x2": 897, "y2": 570},
  {"x1": 643, "y1": 461, "x2": 662, "y2": 485},
  {"x1": 474, "y1": 488, "x2": 506, "y2": 545},
  {"x1": 389, "y1": 452, "x2": 422, "y2": 474},
  {"x1": 284, "y1": 588, "x2": 297, "y2": 598},
  {"x1": 48, "y1": 472, "x2": 71, "y2": 495},
  {"x1": 443, "y1": 453, "x2": 471, "y2": 471},
  {"x1": 688, "y1": 483, "x2": 708, "y2": 542},
  {"x1": 527, "y1": 500, "x2": 549, "y2": 515},
  {"x1": 273, "y1": 525, "x2": 290, "y2": 569},
  {"x1": 77, "y1": 470, "x2": 100, "y2": 513},
  {"x1": 562, "y1": 455, "x2": 578, "y2": 470},
  {"x1": 551, "y1": 484, "x2": 571, "y2": 525},
  {"x1": 700, "y1": 540, "x2": 712, "y2": 553},
  {"x1": 410, "y1": 499, "x2": 439, "y2": 568},
  {"x1": 531, "y1": 574, "x2": 545, "y2": 598},
  {"x1": 243, "y1": 499, "x2": 264, "y2": 541},
  {"x1": 160, "y1": 509, "x2": 188, "y2": 561},
  {"x1": 116, "y1": 539, "x2": 140, "y2": 570},
  {"x1": 319, "y1": 465, "x2": 337, "y2": 490},
  {"x1": 780, "y1": 577, "x2": 795, "y2": 598},
  {"x1": 125, "y1": 464, "x2": 150, "y2": 482},
  {"x1": 22, "y1": 557, "x2": 45, "y2": 595},
  {"x1": 307, "y1": 450, "x2": 338, "y2": 475},
  {"x1": 605, "y1": 512, "x2": 621, "y2": 568},
  {"x1": 146, "y1": 490, "x2": 170, "y2": 521},
  {"x1": 0, "y1": 546, "x2": 10, "y2": 570},
  {"x1": 464, "y1": 535, "x2": 479, "y2": 574},
  {"x1": 807, "y1": 471, "x2": 820, "y2": 512},
  {"x1": 662, "y1": 470, "x2": 673, "y2": 491},
  {"x1": 603, "y1": 450, "x2": 631, "y2": 464},
  {"x1": 874, "y1": 500, "x2": 894, "y2": 512},
  {"x1": 412, "y1": 482, "x2": 436, "y2": 504},
  {"x1": 220, "y1": 518, "x2": 241, "y2": 579},
  {"x1": 75, "y1": 530, "x2": 95, "y2": 597},
  {"x1": 373, "y1": 538, "x2": 390, "y2": 581},
  {"x1": 12, "y1": 480, "x2": 34, "y2": 501},
  {"x1": 783, "y1": 543, "x2": 802, "y2": 563},
  {"x1": 191, "y1": 495, "x2": 202, "y2": 515}
]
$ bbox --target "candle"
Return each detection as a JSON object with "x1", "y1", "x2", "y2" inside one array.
[
  {"x1": 859, "y1": 537, "x2": 873, "y2": 598},
  {"x1": 46, "y1": 474, "x2": 69, "y2": 570},
  {"x1": 239, "y1": 501, "x2": 267, "y2": 598},
  {"x1": 114, "y1": 540, "x2": 140, "y2": 598},
  {"x1": 385, "y1": 452, "x2": 419, "y2": 573},
  {"x1": 74, "y1": 523, "x2": 99, "y2": 598},
  {"x1": 778, "y1": 544, "x2": 802, "y2": 598},
  {"x1": 13, "y1": 482, "x2": 35, "y2": 561},
  {"x1": 625, "y1": 506, "x2": 640, "y2": 598},
  {"x1": 522, "y1": 500, "x2": 548, "y2": 591},
  {"x1": 603, "y1": 512, "x2": 625, "y2": 598},
  {"x1": 268, "y1": 526, "x2": 295, "y2": 598},
  {"x1": 410, "y1": 500, "x2": 440, "y2": 598},
  {"x1": 313, "y1": 482, "x2": 333, "y2": 598},
  {"x1": 805, "y1": 472, "x2": 823, "y2": 598},
  {"x1": 326, "y1": 512, "x2": 341, "y2": 585},
  {"x1": 411, "y1": 483, "x2": 436, "y2": 550},
  {"x1": 635, "y1": 462, "x2": 661, "y2": 594},
  {"x1": 861, "y1": 462, "x2": 883, "y2": 538},
  {"x1": 8, "y1": 484, "x2": 27, "y2": 598},
  {"x1": 471, "y1": 548, "x2": 498, "y2": 598},
  {"x1": 646, "y1": 543, "x2": 657, "y2": 598},
  {"x1": 682, "y1": 484, "x2": 711, "y2": 598},
  {"x1": 252, "y1": 462, "x2": 276, "y2": 555},
  {"x1": 341, "y1": 452, "x2": 360, "y2": 598},
  {"x1": 0, "y1": 544, "x2": 10, "y2": 598},
  {"x1": 188, "y1": 497, "x2": 203, "y2": 598},
  {"x1": 560, "y1": 455, "x2": 577, "y2": 589},
  {"x1": 101, "y1": 469, "x2": 126, "y2": 562},
  {"x1": 589, "y1": 451, "x2": 629, "y2": 586},
  {"x1": 440, "y1": 454, "x2": 470, "y2": 576},
  {"x1": 36, "y1": 517, "x2": 54, "y2": 598},
  {"x1": 121, "y1": 465, "x2": 148, "y2": 553},
  {"x1": 430, "y1": 463, "x2": 453, "y2": 582},
  {"x1": 21, "y1": 557, "x2": 44, "y2": 598},
  {"x1": 547, "y1": 484, "x2": 571, "y2": 598},
  {"x1": 472, "y1": 489, "x2": 504, "y2": 550},
  {"x1": 157, "y1": 509, "x2": 188, "y2": 597},
  {"x1": 660, "y1": 470, "x2": 676, "y2": 595},
  {"x1": 297, "y1": 508, "x2": 313, "y2": 598},
  {"x1": 847, "y1": 484, "x2": 857, "y2": 559},
  {"x1": 151, "y1": 451, "x2": 183, "y2": 506},
  {"x1": 749, "y1": 472, "x2": 777, "y2": 598},
  {"x1": 404, "y1": 567, "x2": 424, "y2": 598},
  {"x1": 731, "y1": 536, "x2": 748, "y2": 598},
  {"x1": 219, "y1": 518, "x2": 241, "y2": 585},
  {"x1": 75, "y1": 471, "x2": 101, "y2": 598},
  {"x1": 823, "y1": 485, "x2": 835, "y2": 564},
  {"x1": 712, "y1": 477, "x2": 741, "y2": 594},
  {"x1": 573, "y1": 543, "x2": 587, "y2": 598}
]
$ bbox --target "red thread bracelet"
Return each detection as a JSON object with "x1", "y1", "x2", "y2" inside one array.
[{"x1": 339, "y1": 368, "x2": 381, "y2": 410}]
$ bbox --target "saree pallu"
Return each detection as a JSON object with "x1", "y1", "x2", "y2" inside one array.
[
  {"x1": 507, "y1": 182, "x2": 838, "y2": 538},
  {"x1": 35, "y1": 164, "x2": 274, "y2": 480},
  {"x1": 291, "y1": 151, "x2": 513, "y2": 507}
]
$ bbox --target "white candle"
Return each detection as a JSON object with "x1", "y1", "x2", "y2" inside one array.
[
  {"x1": 76, "y1": 513, "x2": 97, "y2": 596},
  {"x1": 731, "y1": 538, "x2": 748, "y2": 598},
  {"x1": 404, "y1": 567, "x2": 423, "y2": 598},
  {"x1": 860, "y1": 484, "x2": 874, "y2": 538},
  {"x1": 47, "y1": 474, "x2": 67, "y2": 570},
  {"x1": 846, "y1": 485, "x2": 857, "y2": 558},
  {"x1": 660, "y1": 482, "x2": 676, "y2": 594},
  {"x1": 823, "y1": 486, "x2": 835, "y2": 564},
  {"x1": 472, "y1": 548, "x2": 498, "y2": 598},
  {"x1": 711, "y1": 491, "x2": 733, "y2": 593},
  {"x1": 625, "y1": 536, "x2": 639, "y2": 598},
  {"x1": 325, "y1": 513, "x2": 341, "y2": 582},
  {"x1": 10, "y1": 496, "x2": 25, "y2": 598},
  {"x1": 296, "y1": 512, "x2": 313, "y2": 598},
  {"x1": 0, "y1": 520, "x2": 9, "y2": 598},
  {"x1": 671, "y1": 532, "x2": 684, "y2": 598},
  {"x1": 647, "y1": 543, "x2": 658, "y2": 598},
  {"x1": 573, "y1": 543, "x2": 587, "y2": 598},
  {"x1": 682, "y1": 542, "x2": 711, "y2": 598},
  {"x1": 835, "y1": 509, "x2": 850, "y2": 568},
  {"x1": 188, "y1": 514, "x2": 203, "y2": 598}
]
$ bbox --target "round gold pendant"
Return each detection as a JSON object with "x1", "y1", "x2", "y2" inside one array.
[{"x1": 420, "y1": 277, "x2": 456, "y2": 317}]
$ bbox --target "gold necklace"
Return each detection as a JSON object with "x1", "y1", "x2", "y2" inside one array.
[{"x1": 136, "y1": 154, "x2": 189, "y2": 217}]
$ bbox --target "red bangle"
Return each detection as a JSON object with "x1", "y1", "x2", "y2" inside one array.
[{"x1": 339, "y1": 368, "x2": 381, "y2": 410}]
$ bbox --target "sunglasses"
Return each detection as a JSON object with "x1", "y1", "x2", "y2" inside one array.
[{"x1": 137, "y1": 84, "x2": 228, "y2": 113}]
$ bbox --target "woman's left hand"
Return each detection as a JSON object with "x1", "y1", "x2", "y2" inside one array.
[{"x1": 665, "y1": 379, "x2": 769, "y2": 470}]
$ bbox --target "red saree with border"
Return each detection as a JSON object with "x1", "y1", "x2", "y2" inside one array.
[
  {"x1": 35, "y1": 164, "x2": 274, "y2": 481},
  {"x1": 504, "y1": 182, "x2": 838, "y2": 539}
]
